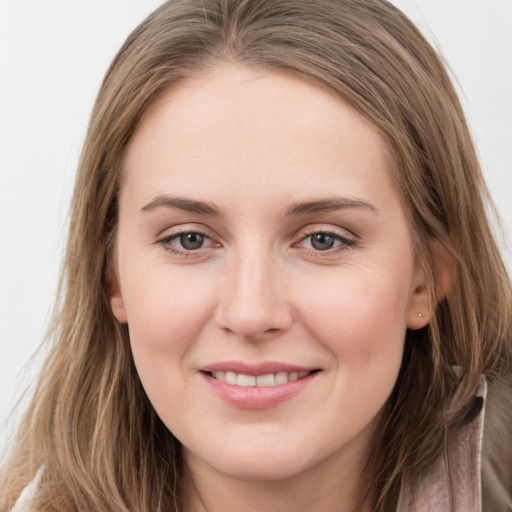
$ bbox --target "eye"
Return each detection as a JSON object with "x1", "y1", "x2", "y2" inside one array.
[
  {"x1": 175, "y1": 232, "x2": 207, "y2": 250},
  {"x1": 157, "y1": 229, "x2": 219, "y2": 255},
  {"x1": 298, "y1": 230, "x2": 356, "y2": 252},
  {"x1": 308, "y1": 233, "x2": 338, "y2": 251}
]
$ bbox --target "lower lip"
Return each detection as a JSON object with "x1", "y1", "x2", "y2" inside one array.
[{"x1": 201, "y1": 372, "x2": 318, "y2": 409}]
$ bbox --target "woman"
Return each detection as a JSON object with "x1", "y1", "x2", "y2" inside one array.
[{"x1": 1, "y1": 0, "x2": 511, "y2": 510}]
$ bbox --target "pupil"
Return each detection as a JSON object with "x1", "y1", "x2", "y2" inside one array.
[
  {"x1": 311, "y1": 233, "x2": 334, "y2": 250},
  {"x1": 180, "y1": 233, "x2": 204, "y2": 250}
]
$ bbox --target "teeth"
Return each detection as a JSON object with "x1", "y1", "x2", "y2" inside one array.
[
  {"x1": 256, "y1": 373, "x2": 275, "y2": 386},
  {"x1": 275, "y1": 372, "x2": 288, "y2": 385},
  {"x1": 212, "y1": 370, "x2": 311, "y2": 386},
  {"x1": 225, "y1": 371, "x2": 237, "y2": 385},
  {"x1": 238, "y1": 374, "x2": 256, "y2": 386}
]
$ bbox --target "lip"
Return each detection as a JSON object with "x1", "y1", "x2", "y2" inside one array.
[
  {"x1": 201, "y1": 361, "x2": 313, "y2": 376},
  {"x1": 200, "y1": 361, "x2": 320, "y2": 409}
]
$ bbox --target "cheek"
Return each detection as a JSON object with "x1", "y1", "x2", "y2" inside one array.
[
  {"x1": 118, "y1": 261, "x2": 215, "y2": 362},
  {"x1": 296, "y1": 266, "x2": 411, "y2": 364},
  {"x1": 119, "y1": 267, "x2": 217, "y2": 423}
]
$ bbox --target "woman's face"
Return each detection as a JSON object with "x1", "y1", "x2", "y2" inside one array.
[{"x1": 111, "y1": 64, "x2": 429, "y2": 483}]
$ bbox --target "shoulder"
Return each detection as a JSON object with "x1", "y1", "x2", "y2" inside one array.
[
  {"x1": 398, "y1": 375, "x2": 512, "y2": 512},
  {"x1": 481, "y1": 373, "x2": 512, "y2": 510}
]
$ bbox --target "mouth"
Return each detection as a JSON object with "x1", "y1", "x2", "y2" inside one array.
[
  {"x1": 199, "y1": 362, "x2": 321, "y2": 408},
  {"x1": 205, "y1": 369, "x2": 318, "y2": 387}
]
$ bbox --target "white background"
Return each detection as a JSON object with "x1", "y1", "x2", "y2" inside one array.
[{"x1": 1, "y1": 0, "x2": 511, "y2": 453}]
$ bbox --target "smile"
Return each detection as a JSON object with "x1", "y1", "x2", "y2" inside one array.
[
  {"x1": 200, "y1": 364, "x2": 321, "y2": 408},
  {"x1": 210, "y1": 370, "x2": 311, "y2": 387}
]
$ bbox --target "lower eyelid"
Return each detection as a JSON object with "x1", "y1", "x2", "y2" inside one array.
[
  {"x1": 293, "y1": 231, "x2": 357, "y2": 255},
  {"x1": 157, "y1": 230, "x2": 224, "y2": 254}
]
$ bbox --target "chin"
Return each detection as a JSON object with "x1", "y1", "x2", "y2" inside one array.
[
  {"x1": 185, "y1": 439, "x2": 315, "y2": 482},
  {"x1": 215, "y1": 457, "x2": 310, "y2": 482}
]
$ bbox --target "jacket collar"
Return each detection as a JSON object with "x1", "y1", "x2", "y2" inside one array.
[{"x1": 397, "y1": 376, "x2": 487, "y2": 512}]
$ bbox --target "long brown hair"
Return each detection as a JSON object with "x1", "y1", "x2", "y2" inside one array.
[{"x1": 2, "y1": 1, "x2": 511, "y2": 510}]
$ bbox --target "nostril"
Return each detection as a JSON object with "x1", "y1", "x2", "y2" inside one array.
[{"x1": 213, "y1": 288, "x2": 293, "y2": 340}]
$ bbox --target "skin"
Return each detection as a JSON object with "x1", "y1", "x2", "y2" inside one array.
[{"x1": 110, "y1": 64, "x2": 430, "y2": 512}]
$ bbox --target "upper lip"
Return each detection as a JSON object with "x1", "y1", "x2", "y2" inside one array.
[{"x1": 200, "y1": 361, "x2": 317, "y2": 376}]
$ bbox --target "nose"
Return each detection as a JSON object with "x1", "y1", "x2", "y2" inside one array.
[{"x1": 214, "y1": 250, "x2": 293, "y2": 341}]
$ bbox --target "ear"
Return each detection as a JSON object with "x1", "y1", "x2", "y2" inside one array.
[
  {"x1": 406, "y1": 269, "x2": 430, "y2": 330},
  {"x1": 431, "y1": 240, "x2": 454, "y2": 302},
  {"x1": 406, "y1": 240, "x2": 454, "y2": 330},
  {"x1": 108, "y1": 267, "x2": 128, "y2": 324}
]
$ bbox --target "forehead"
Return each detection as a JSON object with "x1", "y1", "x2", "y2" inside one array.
[{"x1": 122, "y1": 64, "x2": 398, "y2": 212}]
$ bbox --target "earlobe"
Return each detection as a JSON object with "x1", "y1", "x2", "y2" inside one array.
[
  {"x1": 110, "y1": 293, "x2": 128, "y2": 324},
  {"x1": 406, "y1": 282, "x2": 430, "y2": 330},
  {"x1": 406, "y1": 240, "x2": 454, "y2": 330},
  {"x1": 108, "y1": 269, "x2": 128, "y2": 324}
]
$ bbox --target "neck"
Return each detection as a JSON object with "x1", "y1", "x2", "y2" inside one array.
[{"x1": 181, "y1": 447, "x2": 371, "y2": 512}]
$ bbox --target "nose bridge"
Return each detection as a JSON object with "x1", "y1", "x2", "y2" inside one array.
[{"x1": 215, "y1": 240, "x2": 292, "y2": 340}]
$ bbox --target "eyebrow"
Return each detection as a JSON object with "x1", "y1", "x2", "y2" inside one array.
[
  {"x1": 140, "y1": 195, "x2": 222, "y2": 216},
  {"x1": 140, "y1": 195, "x2": 377, "y2": 217},
  {"x1": 284, "y1": 197, "x2": 378, "y2": 216}
]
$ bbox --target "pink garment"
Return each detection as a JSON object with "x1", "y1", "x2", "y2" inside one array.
[
  {"x1": 397, "y1": 377, "x2": 487, "y2": 512},
  {"x1": 10, "y1": 467, "x2": 42, "y2": 512}
]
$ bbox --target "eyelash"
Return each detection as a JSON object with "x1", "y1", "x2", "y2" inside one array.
[
  {"x1": 296, "y1": 228, "x2": 357, "y2": 254},
  {"x1": 156, "y1": 227, "x2": 357, "y2": 258},
  {"x1": 156, "y1": 230, "x2": 218, "y2": 258}
]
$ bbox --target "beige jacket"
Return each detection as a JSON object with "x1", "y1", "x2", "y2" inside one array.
[{"x1": 12, "y1": 378, "x2": 512, "y2": 512}]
